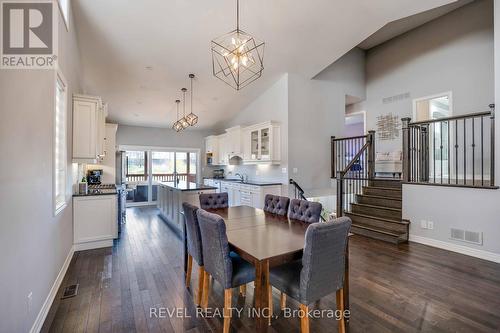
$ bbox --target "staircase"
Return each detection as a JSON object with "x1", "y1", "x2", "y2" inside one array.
[{"x1": 345, "y1": 178, "x2": 409, "y2": 244}]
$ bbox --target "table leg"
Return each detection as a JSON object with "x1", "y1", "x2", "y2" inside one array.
[{"x1": 253, "y1": 259, "x2": 270, "y2": 332}]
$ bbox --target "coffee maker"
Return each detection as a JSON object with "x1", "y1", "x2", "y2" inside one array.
[{"x1": 87, "y1": 169, "x2": 103, "y2": 185}]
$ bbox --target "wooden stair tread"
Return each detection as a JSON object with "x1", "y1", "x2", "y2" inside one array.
[
  {"x1": 363, "y1": 186, "x2": 402, "y2": 191},
  {"x1": 357, "y1": 194, "x2": 402, "y2": 201},
  {"x1": 351, "y1": 223, "x2": 406, "y2": 237},
  {"x1": 351, "y1": 202, "x2": 402, "y2": 212},
  {"x1": 345, "y1": 212, "x2": 409, "y2": 225}
]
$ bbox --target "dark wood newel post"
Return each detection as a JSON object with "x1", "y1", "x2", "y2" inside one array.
[
  {"x1": 331, "y1": 136, "x2": 336, "y2": 179},
  {"x1": 336, "y1": 171, "x2": 344, "y2": 217},
  {"x1": 490, "y1": 104, "x2": 495, "y2": 186},
  {"x1": 401, "y1": 118, "x2": 411, "y2": 182},
  {"x1": 367, "y1": 130, "x2": 376, "y2": 180}
]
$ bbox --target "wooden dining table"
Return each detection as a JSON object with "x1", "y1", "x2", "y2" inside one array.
[{"x1": 182, "y1": 205, "x2": 350, "y2": 331}]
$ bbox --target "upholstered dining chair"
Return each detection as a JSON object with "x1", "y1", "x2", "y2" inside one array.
[
  {"x1": 267, "y1": 217, "x2": 352, "y2": 333},
  {"x1": 196, "y1": 209, "x2": 256, "y2": 333},
  {"x1": 182, "y1": 202, "x2": 205, "y2": 306},
  {"x1": 263, "y1": 194, "x2": 290, "y2": 216},
  {"x1": 199, "y1": 192, "x2": 229, "y2": 209},
  {"x1": 288, "y1": 198, "x2": 323, "y2": 223}
]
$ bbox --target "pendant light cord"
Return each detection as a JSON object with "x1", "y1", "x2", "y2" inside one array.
[
  {"x1": 182, "y1": 89, "x2": 186, "y2": 117},
  {"x1": 236, "y1": 0, "x2": 239, "y2": 31},
  {"x1": 190, "y1": 77, "x2": 193, "y2": 114}
]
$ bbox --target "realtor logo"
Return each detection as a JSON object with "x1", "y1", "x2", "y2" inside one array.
[{"x1": 1, "y1": 0, "x2": 57, "y2": 69}]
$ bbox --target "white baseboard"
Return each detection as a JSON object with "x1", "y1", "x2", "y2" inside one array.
[
  {"x1": 409, "y1": 235, "x2": 500, "y2": 263},
  {"x1": 74, "y1": 239, "x2": 113, "y2": 251},
  {"x1": 30, "y1": 245, "x2": 75, "y2": 333}
]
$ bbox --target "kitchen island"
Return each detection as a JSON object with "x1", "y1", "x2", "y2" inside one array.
[{"x1": 157, "y1": 181, "x2": 217, "y2": 231}]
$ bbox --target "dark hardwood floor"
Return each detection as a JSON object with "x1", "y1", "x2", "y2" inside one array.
[{"x1": 42, "y1": 207, "x2": 500, "y2": 333}]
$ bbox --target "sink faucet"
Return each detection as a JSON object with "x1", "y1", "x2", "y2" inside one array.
[{"x1": 235, "y1": 173, "x2": 244, "y2": 182}]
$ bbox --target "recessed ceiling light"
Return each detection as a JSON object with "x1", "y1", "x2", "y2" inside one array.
[
  {"x1": 137, "y1": 101, "x2": 143, "y2": 105},
  {"x1": 133, "y1": 113, "x2": 140, "y2": 117},
  {"x1": 145, "y1": 66, "x2": 153, "y2": 70}
]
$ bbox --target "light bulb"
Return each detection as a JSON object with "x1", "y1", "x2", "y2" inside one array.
[{"x1": 241, "y1": 56, "x2": 248, "y2": 66}]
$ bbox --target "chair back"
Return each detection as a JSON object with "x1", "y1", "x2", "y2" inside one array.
[
  {"x1": 288, "y1": 199, "x2": 322, "y2": 223},
  {"x1": 263, "y1": 194, "x2": 290, "y2": 216},
  {"x1": 300, "y1": 217, "x2": 351, "y2": 304},
  {"x1": 199, "y1": 192, "x2": 229, "y2": 209},
  {"x1": 182, "y1": 202, "x2": 203, "y2": 265},
  {"x1": 196, "y1": 209, "x2": 233, "y2": 289}
]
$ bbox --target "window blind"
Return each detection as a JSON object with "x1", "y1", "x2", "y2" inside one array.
[{"x1": 55, "y1": 75, "x2": 67, "y2": 213}]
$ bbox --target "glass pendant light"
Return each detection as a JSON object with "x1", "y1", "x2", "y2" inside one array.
[
  {"x1": 172, "y1": 99, "x2": 183, "y2": 132},
  {"x1": 185, "y1": 73, "x2": 199, "y2": 126},
  {"x1": 180, "y1": 88, "x2": 190, "y2": 129},
  {"x1": 211, "y1": 0, "x2": 265, "y2": 90}
]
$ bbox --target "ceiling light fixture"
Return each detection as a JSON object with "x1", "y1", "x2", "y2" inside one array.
[
  {"x1": 172, "y1": 99, "x2": 183, "y2": 132},
  {"x1": 211, "y1": 0, "x2": 264, "y2": 91},
  {"x1": 180, "y1": 88, "x2": 190, "y2": 129},
  {"x1": 185, "y1": 74, "x2": 198, "y2": 126}
]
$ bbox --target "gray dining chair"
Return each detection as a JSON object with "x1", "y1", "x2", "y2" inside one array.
[
  {"x1": 182, "y1": 202, "x2": 205, "y2": 306},
  {"x1": 268, "y1": 217, "x2": 351, "y2": 333},
  {"x1": 199, "y1": 192, "x2": 229, "y2": 209},
  {"x1": 263, "y1": 194, "x2": 290, "y2": 216},
  {"x1": 288, "y1": 198, "x2": 323, "y2": 223},
  {"x1": 196, "y1": 209, "x2": 256, "y2": 333}
]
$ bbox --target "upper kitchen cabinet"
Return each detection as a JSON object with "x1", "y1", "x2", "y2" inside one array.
[
  {"x1": 205, "y1": 135, "x2": 219, "y2": 166},
  {"x1": 243, "y1": 121, "x2": 280, "y2": 164},
  {"x1": 72, "y1": 94, "x2": 107, "y2": 163},
  {"x1": 225, "y1": 126, "x2": 242, "y2": 157}
]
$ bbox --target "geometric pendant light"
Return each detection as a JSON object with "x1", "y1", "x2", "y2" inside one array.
[
  {"x1": 211, "y1": 0, "x2": 265, "y2": 91},
  {"x1": 185, "y1": 74, "x2": 198, "y2": 126},
  {"x1": 172, "y1": 99, "x2": 183, "y2": 132}
]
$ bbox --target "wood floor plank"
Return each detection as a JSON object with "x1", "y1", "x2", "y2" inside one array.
[{"x1": 42, "y1": 207, "x2": 500, "y2": 333}]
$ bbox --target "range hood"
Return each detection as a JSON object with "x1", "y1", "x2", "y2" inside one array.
[{"x1": 228, "y1": 155, "x2": 243, "y2": 165}]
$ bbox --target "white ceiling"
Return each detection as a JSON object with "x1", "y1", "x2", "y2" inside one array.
[{"x1": 73, "y1": 0, "x2": 457, "y2": 130}]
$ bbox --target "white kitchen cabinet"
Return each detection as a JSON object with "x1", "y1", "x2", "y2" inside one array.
[
  {"x1": 219, "y1": 181, "x2": 282, "y2": 209},
  {"x1": 205, "y1": 135, "x2": 219, "y2": 166},
  {"x1": 243, "y1": 121, "x2": 281, "y2": 164},
  {"x1": 218, "y1": 134, "x2": 229, "y2": 165},
  {"x1": 225, "y1": 126, "x2": 242, "y2": 156},
  {"x1": 73, "y1": 94, "x2": 107, "y2": 163},
  {"x1": 73, "y1": 194, "x2": 117, "y2": 250}
]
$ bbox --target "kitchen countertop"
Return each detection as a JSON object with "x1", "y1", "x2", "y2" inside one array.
[
  {"x1": 159, "y1": 181, "x2": 217, "y2": 192},
  {"x1": 203, "y1": 178, "x2": 283, "y2": 186},
  {"x1": 73, "y1": 189, "x2": 118, "y2": 197}
]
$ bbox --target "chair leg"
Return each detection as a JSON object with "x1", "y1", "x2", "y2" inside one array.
[
  {"x1": 224, "y1": 289, "x2": 232, "y2": 333},
  {"x1": 280, "y1": 292, "x2": 286, "y2": 310},
  {"x1": 336, "y1": 288, "x2": 346, "y2": 333},
  {"x1": 239, "y1": 284, "x2": 247, "y2": 297},
  {"x1": 299, "y1": 304, "x2": 310, "y2": 333},
  {"x1": 202, "y1": 270, "x2": 211, "y2": 309},
  {"x1": 185, "y1": 254, "x2": 193, "y2": 286},
  {"x1": 268, "y1": 285, "x2": 273, "y2": 325},
  {"x1": 195, "y1": 266, "x2": 205, "y2": 306}
]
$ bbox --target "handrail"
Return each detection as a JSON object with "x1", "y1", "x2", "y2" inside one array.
[
  {"x1": 331, "y1": 134, "x2": 368, "y2": 142},
  {"x1": 289, "y1": 179, "x2": 326, "y2": 221},
  {"x1": 341, "y1": 141, "x2": 370, "y2": 175},
  {"x1": 409, "y1": 110, "x2": 492, "y2": 126}
]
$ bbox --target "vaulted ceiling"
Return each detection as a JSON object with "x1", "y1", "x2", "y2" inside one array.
[{"x1": 73, "y1": 0, "x2": 457, "y2": 129}]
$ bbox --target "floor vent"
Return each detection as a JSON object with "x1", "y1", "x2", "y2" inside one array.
[
  {"x1": 61, "y1": 284, "x2": 79, "y2": 299},
  {"x1": 450, "y1": 228, "x2": 483, "y2": 245}
]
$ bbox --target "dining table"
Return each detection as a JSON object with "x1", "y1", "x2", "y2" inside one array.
[{"x1": 182, "y1": 205, "x2": 350, "y2": 331}]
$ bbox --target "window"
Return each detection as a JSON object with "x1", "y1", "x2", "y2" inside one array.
[
  {"x1": 58, "y1": 0, "x2": 70, "y2": 30},
  {"x1": 126, "y1": 151, "x2": 147, "y2": 181},
  {"x1": 54, "y1": 72, "x2": 68, "y2": 215}
]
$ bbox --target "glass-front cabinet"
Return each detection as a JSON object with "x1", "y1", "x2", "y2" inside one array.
[{"x1": 244, "y1": 121, "x2": 280, "y2": 164}]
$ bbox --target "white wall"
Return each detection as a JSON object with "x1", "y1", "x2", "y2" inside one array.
[
  {"x1": 215, "y1": 74, "x2": 289, "y2": 184},
  {"x1": 366, "y1": 0, "x2": 494, "y2": 153},
  {"x1": 288, "y1": 48, "x2": 366, "y2": 195},
  {"x1": 390, "y1": 0, "x2": 500, "y2": 261},
  {"x1": 0, "y1": 4, "x2": 82, "y2": 332}
]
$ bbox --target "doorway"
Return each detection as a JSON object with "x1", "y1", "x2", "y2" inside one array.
[{"x1": 121, "y1": 146, "x2": 199, "y2": 207}]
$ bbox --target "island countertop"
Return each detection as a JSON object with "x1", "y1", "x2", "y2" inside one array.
[{"x1": 158, "y1": 181, "x2": 217, "y2": 192}]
